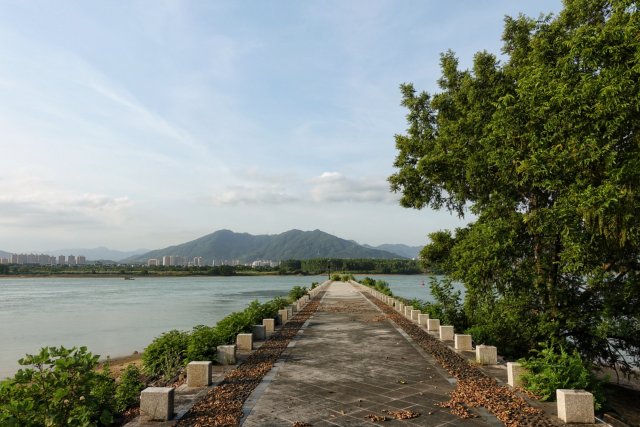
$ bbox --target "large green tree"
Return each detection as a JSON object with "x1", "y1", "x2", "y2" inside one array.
[{"x1": 390, "y1": 0, "x2": 640, "y2": 371}]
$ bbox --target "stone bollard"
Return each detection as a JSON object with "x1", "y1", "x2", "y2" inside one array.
[
  {"x1": 418, "y1": 313, "x2": 430, "y2": 326},
  {"x1": 278, "y1": 309, "x2": 288, "y2": 324},
  {"x1": 236, "y1": 333, "x2": 253, "y2": 351},
  {"x1": 427, "y1": 318, "x2": 440, "y2": 332},
  {"x1": 263, "y1": 318, "x2": 275, "y2": 335},
  {"x1": 404, "y1": 306, "x2": 413, "y2": 318},
  {"x1": 287, "y1": 306, "x2": 294, "y2": 318},
  {"x1": 556, "y1": 389, "x2": 595, "y2": 424},
  {"x1": 411, "y1": 309, "x2": 421, "y2": 321},
  {"x1": 455, "y1": 334, "x2": 473, "y2": 351},
  {"x1": 397, "y1": 303, "x2": 404, "y2": 312},
  {"x1": 507, "y1": 362, "x2": 527, "y2": 387},
  {"x1": 217, "y1": 345, "x2": 236, "y2": 365},
  {"x1": 252, "y1": 324, "x2": 266, "y2": 340},
  {"x1": 140, "y1": 387, "x2": 174, "y2": 421},
  {"x1": 187, "y1": 361, "x2": 212, "y2": 387},
  {"x1": 439, "y1": 325, "x2": 454, "y2": 341},
  {"x1": 476, "y1": 345, "x2": 498, "y2": 365}
]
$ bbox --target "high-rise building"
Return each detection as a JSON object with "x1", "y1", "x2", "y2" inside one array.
[
  {"x1": 58, "y1": 255, "x2": 66, "y2": 265},
  {"x1": 10, "y1": 254, "x2": 18, "y2": 264},
  {"x1": 68, "y1": 255, "x2": 76, "y2": 265},
  {"x1": 77, "y1": 255, "x2": 86, "y2": 265},
  {"x1": 148, "y1": 259, "x2": 159, "y2": 266},
  {"x1": 163, "y1": 255, "x2": 171, "y2": 266}
]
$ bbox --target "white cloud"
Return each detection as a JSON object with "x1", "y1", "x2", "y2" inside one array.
[
  {"x1": 309, "y1": 172, "x2": 396, "y2": 203},
  {"x1": 211, "y1": 186, "x2": 298, "y2": 206},
  {"x1": 0, "y1": 174, "x2": 133, "y2": 228}
]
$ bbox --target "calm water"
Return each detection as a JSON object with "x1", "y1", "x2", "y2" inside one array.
[{"x1": 0, "y1": 274, "x2": 452, "y2": 378}]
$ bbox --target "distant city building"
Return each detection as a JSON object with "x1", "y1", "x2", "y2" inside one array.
[
  {"x1": 10, "y1": 254, "x2": 18, "y2": 264},
  {"x1": 76, "y1": 255, "x2": 86, "y2": 265},
  {"x1": 162, "y1": 255, "x2": 171, "y2": 266},
  {"x1": 58, "y1": 255, "x2": 66, "y2": 265},
  {"x1": 68, "y1": 255, "x2": 76, "y2": 265},
  {"x1": 0, "y1": 258, "x2": 8, "y2": 265},
  {"x1": 193, "y1": 256, "x2": 203, "y2": 267},
  {"x1": 148, "y1": 258, "x2": 159, "y2": 266}
]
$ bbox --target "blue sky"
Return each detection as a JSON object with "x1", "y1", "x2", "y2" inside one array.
[{"x1": 0, "y1": 1, "x2": 563, "y2": 252}]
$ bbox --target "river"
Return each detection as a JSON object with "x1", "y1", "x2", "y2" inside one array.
[{"x1": 0, "y1": 274, "x2": 451, "y2": 378}]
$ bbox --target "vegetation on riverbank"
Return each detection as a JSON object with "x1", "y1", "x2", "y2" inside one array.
[
  {"x1": 0, "y1": 258, "x2": 424, "y2": 277},
  {"x1": 0, "y1": 281, "x2": 318, "y2": 426}
]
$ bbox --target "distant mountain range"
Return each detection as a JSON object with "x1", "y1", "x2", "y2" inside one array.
[
  {"x1": 124, "y1": 229, "x2": 409, "y2": 264},
  {"x1": 0, "y1": 250, "x2": 11, "y2": 259},
  {"x1": 365, "y1": 243, "x2": 423, "y2": 259}
]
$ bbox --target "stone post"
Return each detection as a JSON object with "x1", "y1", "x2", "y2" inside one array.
[
  {"x1": 404, "y1": 306, "x2": 412, "y2": 317},
  {"x1": 556, "y1": 389, "x2": 595, "y2": 424},
  {"x1": 140, "y1": 387, "x2": 174, "y2": 421},
  {"x1": 427, "y1": 318, "x2": 440, "y2": 331},
  {"x1": 236, "y1": 333, "x2": 253, "y2": 351},
  {"x1": 418, "y1": 313, "x2": 430, "y2": 326},
  {"x1": 507, "y1": 362, "x2": 527, "y2": 387},
  {"x1": 263, "y1": 318, "x2": 275, "y2": 335},
  {"x1": 411, "y1": 309, "x2": 421, "y2": 321},
  {"x1": 217, "y1": 345, "x2": 236, "y2": 365},
  {"x1": 278, "y1": 309, "x2": 288, "y2": 324},
  {"x1": 476, "y1": 345, "x2": 498, "y2": 365},
  {"x1": 187, "y1": 361, "x2": 212, "y2": 387},
  {"x1": 455, "y1": 334, "x2": 473, "y2": 351},
  {"x1": 439, "y1": 325, "x2": 454, "y2": 341},
  {"x1": 252, "y1": 324, "x2": 266, "y2": 340}
]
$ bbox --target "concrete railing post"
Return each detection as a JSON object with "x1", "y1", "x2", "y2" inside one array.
[
  {"x1": 140, "y1": 387, "x2": 174, "y2": 421},
  {"x1": 217, "y1": 345, "x2": 236, "y2": 365},
  {"x1": 278, "y1": 309, "x2": 288, "y2": 324},
  {"x1": 252, "y1": 324, "x2": 266, "y2": 340},
  {"x1": 556, "y1": 389, "x2": 595, "y2": 424},
  {"x1": 418, "y1": 313, "x2": 430, "y2": 326},
  {"x1": 404, "y1": 306, "x2": 412, "y2": 318},
  {"x1": 507, "y1": 362, "x2": 527, "y2": 387},
  {"x1": 439, "y1": 325, "x2": 454, "y2": 341},
  {"x1": 236, "y1": 333, "x2": 253, "y2": 351},
  {"x1": 410, "y1": 309, "x2": 421, "y2": 321},
  {"x1": 427, "y1": 318, "x2": 440, "y2": 332},
  {"x1": 476, "y1": 345, "x2": 497, "y2": 365},
  {"x1": 263, "y1": 318, "x2": 275, "y2": 335},
  {"x1": 187, "y1": 361, "x2": 212, "y2": 387},
  {"x1": 455, "y1": 334, "x2": 473, "y2": 351}
]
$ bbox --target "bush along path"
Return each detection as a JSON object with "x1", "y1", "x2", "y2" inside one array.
[
  {"x1": 362, "y1": 291, "x2": 560, "y2": 427},
  {"x1": 176, "y1": 290, "x2": 325, "y2": 427}
]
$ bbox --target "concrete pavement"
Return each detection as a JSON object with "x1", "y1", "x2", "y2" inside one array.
[{"x1": 240, "y1": 281, "x2": 494, "y2": 426}]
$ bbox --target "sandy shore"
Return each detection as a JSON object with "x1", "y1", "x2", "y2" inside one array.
[{"x1": 97, "y1": 352, "x2": 143, "y2": 378}]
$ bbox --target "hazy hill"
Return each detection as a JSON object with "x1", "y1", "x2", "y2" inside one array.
[
  {"x1": 0, "y1": 250, "x2": 11, "y2": 259},
  {"x1": 366, "y1": 243, "x2": 423, "y2": 259},
  {"x1": 48, "y1": 247, "x2": 149, "y2": 262},
  {"x1": 126, "y1": 229, "x2": 402, "y2": 264}
]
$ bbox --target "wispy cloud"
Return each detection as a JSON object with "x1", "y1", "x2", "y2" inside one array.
[
  {"x1": 211, "y1": 186, "x2": 299, "y2": 206},
  {"x1": 310, "y1": 172, "x2": 396, "y2": 203}
]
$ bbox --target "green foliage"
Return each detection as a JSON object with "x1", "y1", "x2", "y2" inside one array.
[
  {"x1": 390, "y1": 0, "x2": 640, "y2": 371},
  {"x1": 341, "y1": 273, "x2": 354, "y2": 282},
  {"x1": 187, "y1": 325, "x2": 222, "y2": 363},
  {"x1": 114, "y1": 365, "x2": 145, "y2": 413},
  {"x1": 0, "y1": 346, "x2": 116, "y2": 426},
  {"x1": 359, "y1": 277, "x2": 394, "y2": 296},
  {"x1": 288, "y1": 286, "x2": 308, "y2": 300},
  {"x1": 142, "y1": 330, "x2": 189, "y2": 381},
  {"x1": 428, "y1": 278, "x2": 467, "y2": 330},
  {"x1": 520, "y1": 342, "x2": 604, "y2": 409}
]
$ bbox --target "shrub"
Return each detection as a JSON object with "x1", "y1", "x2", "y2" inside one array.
[
  {"x1": 331, "y1": 273, "x2": 342, "y2": 281},
  {"x1": 428, "y1": 278, "x2": 467, "y2": 330},
  {"x1": 142, "y1": 330, "x2": 189, "y2": 381},
  {"x1": 114, "y1": 365, "x2": 145, "y2": 413},
  {"x1": 0, "y1": 346, "x2": 116, "y2": 426},
  {"x1": 187, "y1": 325, "x2": 222, "y2": 362},
  {"x1": 214, "y1": 311, "x2": 252, "y2": 344},
  {"x1": 519, "y1": 342, "x2": 604, "y2": 409},
  {"x1": 288, "y1": 286, "x2": 308, "y2": 301}
]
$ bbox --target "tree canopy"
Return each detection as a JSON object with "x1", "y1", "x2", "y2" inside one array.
[{"x1": 390, "y1": 0, "x2": 640, "y2": 372}]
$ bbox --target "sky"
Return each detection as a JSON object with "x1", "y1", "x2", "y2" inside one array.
[{"x1": 0, "y1": 0, "x2": 564, "y2": 253}]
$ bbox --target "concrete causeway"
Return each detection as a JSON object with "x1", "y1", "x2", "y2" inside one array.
[{"x1": 240, "y1": 281, "x2": 495, "y2": 426}]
